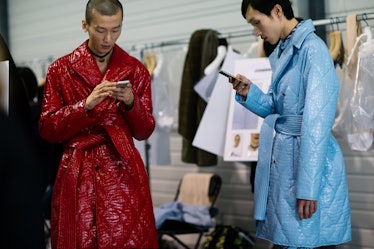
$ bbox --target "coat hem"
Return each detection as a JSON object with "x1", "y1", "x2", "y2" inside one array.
[{"x1": 256, "y1": 235, "x2": 352, "y2": 248}]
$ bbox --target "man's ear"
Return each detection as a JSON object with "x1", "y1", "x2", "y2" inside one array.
[
  {"x1": 273, "y1": 4, "x2": 283, "y2": 17},
  {"x1": 82, "y1": 20, "x2": 88, "y2": 32}
]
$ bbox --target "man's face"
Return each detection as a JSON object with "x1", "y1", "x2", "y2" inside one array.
[
  {"x1": 82, "y1": 9, "x2": 122, "y2": 55},
  {"x1": 245, "y1": 6, "x2": 282, "y2": 45}
]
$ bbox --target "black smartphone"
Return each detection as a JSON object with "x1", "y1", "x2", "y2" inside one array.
[
  {"x1": 219, "y1": 70, "x2": 237, "y2": 81},
  {"x1": 116, "y1": 80, "x2": 130, "y2": 88},
  {"x1": 219, "y1": 70, "x2": 249, "y2": 86}
]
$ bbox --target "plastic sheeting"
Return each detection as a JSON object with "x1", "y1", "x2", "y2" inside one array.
[{"x1": 334, "y1": 29, "x2": 374, "y2": 151}]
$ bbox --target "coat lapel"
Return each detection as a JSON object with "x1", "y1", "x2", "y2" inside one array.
[
  {"x1": 70, "y1": 41, "x2": 103, "y2": 87},
  {"x1": 269, "y1": 20, "x2": 315, "y2": 91},
  {"x1": 103, "y1": 45, "x2": 133, "y2": 82},
  {"x1": 270, "y1": 45, "x2": 294, "y2": 89},
  {"x1": 69, "y1": 41, "x2": 134, "y2": 88}
]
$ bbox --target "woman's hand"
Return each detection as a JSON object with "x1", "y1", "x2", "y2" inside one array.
[
  {"x1": 297, "y1": 199, "x2": 318, "y2": 220},
  {"x1": 229, "y1": 74, "x2": 251, "y2": 97}
]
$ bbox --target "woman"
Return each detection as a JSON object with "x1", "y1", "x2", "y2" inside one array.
[{"x1": 228, "y1": 0, "x2": 352, "y2": 248}]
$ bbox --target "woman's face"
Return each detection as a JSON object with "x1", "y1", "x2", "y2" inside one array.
[{"x1": 245, "y1": 5, "x2": 282, "y2": 45}]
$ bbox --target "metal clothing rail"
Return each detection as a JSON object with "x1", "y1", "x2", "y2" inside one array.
[
  {"x1": 18, "y1": 12, "x2": 374, "y2": 67},
  {"x1": 313, "y1": 12, "x2": 374, "y2": 27},
  {"x1": 130, "y1": 11, "x2": 374, "y2": 53}
]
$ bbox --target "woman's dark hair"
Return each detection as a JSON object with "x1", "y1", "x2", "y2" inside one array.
[
  {"x1": 86, "y1": 0, "x2": 123, "y2": 25},
  {"x1": 241, "y1": 0, "x2": 294, "y2": 20},
  {"x1": 17, "y1": 67, "x2": 38, "y2": 103}
]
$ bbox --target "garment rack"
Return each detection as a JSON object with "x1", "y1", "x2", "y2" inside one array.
[
  {"x1": 313, "y1": 12, "x2": 374, "y2": 27},
  {"x1": 18, "y1": 12, "x2": 374, "y2": 68},
  {"x1": 130, "y1": 12, "x2": 374, "y2": 53},
  {"x1": 133, "y1": 11, "x2": 374, "y2": 177}
]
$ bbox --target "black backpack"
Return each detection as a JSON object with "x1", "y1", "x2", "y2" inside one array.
[{"x1": 202, "y1": 225, "x2": 255, "y2": 249}]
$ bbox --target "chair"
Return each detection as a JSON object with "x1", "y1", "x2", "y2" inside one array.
[{"x1": 157, "y1": 172, "x2": 222, "y2": 249}]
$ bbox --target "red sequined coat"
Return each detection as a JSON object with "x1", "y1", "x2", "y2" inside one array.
[{"x1": 39, "y1": 40, "x2": 158, "y2": 249}]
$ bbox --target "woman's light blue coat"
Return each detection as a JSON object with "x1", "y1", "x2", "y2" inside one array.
[{"x1": 236, "y1": 20, "x2": 351, "y2": 247}]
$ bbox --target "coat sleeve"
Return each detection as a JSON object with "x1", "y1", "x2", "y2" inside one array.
[
  {"x1": 121, "y1": 63, "x2": 155, "y2": 141},
  {"x1": 235, "y1": 83, "x2": 275, "y2": 118},
  {"x1": 296, "y1": 39, "x2": 340, "y2": 200},
  {"x1": 38, "y1": 62, "x2": 94, "y2": 143}
]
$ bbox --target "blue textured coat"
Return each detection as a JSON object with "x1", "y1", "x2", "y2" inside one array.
[{"x1": 236, "y1": 20, "x2": 351, "y2": 247}]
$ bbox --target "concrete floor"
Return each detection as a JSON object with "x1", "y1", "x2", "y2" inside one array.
[{"x1": 160, "y1": 234, "x2": 273, "y2": 249}]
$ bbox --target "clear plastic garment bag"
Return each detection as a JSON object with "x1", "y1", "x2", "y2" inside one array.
[{"x1": 347, "y1": 25, "x2": 374, "y2": 151}]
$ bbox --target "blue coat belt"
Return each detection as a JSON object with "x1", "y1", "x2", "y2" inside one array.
[{"x1": 254, "y1": 114, "x2": 302, "y2": 220}]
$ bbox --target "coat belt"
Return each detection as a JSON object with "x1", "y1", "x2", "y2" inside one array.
[
  {"x1": 254, "y1": 114, "x2": 302, "y2": 221},
  {"x1": 56, "y1": 134, "x2": 107, "y2": 249}
]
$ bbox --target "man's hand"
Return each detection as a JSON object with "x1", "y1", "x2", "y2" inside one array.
[
  {"x1": 85, "y1": 80, "x2": 134, "y2": 111},
  {"x1": 85, "y1": 80, "x2": 116, "y2": 111},
  {"x1": 112, "y1": 81, "x2": 134, "y2": 107},
  {"x1": 297, "y1": 199, "x2": 317, "y2": 220},
  {"x1": 229, "y1": 74, "x2": 251, "y2": 97}
]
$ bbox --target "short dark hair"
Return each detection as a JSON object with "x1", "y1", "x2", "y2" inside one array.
[
  {"x1": 85, "y1": 0, "x2": 123, "y2": 25},
  {"x1": 241, "y1": 0, "x2": 294, "y2": 20}
]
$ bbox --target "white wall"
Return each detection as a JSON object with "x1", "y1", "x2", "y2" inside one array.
[
  {"x1": 7, "y1": 1, "x2": 374, "y2": 248},
  {"x1": 9, "y1": 0, "x2": 248, "y2": 63}
]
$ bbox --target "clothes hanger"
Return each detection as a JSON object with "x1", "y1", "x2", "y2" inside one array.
[
  {"x1": 204, "y1": 38, "x2": 228, "y2": 75},
  {"x1": 362, "y1": 14, "x2": 372, "y2": 42},
  {"x1": 328, "y1": 18, "x2": 337, "y2": 54},
  {"x1": 153, "y1": 51, "x2": 163, "y2": 78},
  {"x1": 347, "y1": 14, "x2": 372, "y2": 66}
]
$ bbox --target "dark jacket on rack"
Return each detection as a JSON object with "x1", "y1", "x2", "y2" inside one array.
[{"x1": 178, "y1": 29, "x2": 219, "y2": 166}]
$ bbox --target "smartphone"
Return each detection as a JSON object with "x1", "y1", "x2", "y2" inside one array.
[
  {"x1": 116, "y1": 80, "x2": 130, "y2": 88},
  {"x1": 219, "y1": 70, "x2": 237, "y2": 81},
  {"x1": 219, "y1": 70, "x2": 249, "y2": 86}
]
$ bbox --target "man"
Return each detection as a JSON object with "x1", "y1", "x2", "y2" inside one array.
[
  {"x1": 226, "y1": 0, "x2": 352, "y2": 248},
  {"x1": 38, "y1": 0, "x2": 158, "y2": 248}
]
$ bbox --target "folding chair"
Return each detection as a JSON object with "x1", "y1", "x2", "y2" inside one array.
[{"x1": 158, "y1": 172, "x2": 222, "y2": 249}]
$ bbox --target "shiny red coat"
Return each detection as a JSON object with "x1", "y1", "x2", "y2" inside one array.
[{"x1": 39, "y1": 41, "x2": 158, "y2": 249}]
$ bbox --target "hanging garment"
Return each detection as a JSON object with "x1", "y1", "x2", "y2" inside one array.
[
  {"x1": 151, "y1": 53, "x2": 174, "y2": 132},
  {"x1": 334, "y1": 24, "x2": 373, "y2": 151},
  {"x1": 144, "y1": 52, "x2": 157, "y2": 77},
  {"x1": 333, "y1": 14, "x2": 363, "y2": 150},
  {"x1": 329, "y1": 30, "x2": 345, "y2": 67},
  {"x1": 245, "y1": 37, "x2": 269, "y2": 58},
  {"x1": 178, "y1": 29, "x2": 219, "y2": 166},
  {"x1": 192, "y1": 48, "x2": 246, "y2": 157},
  {"x1": 148, "y1": 52, "x2": 174, "y2": 165},
  {"x1": 194, "y1": 69, "x2": 220, "y2": 103},
  {"x1": 136, "y1": 47, "x2": 187, "y2": 165},
  {"x1": 204, "y1": 45, "x2": 227, "y2": 75},
  {"x1": 344, "y1": 14, "x2": 362, "y2": 83},
  {"x1": 348, "y1": 29, "x2": 374, "y2": 151}
]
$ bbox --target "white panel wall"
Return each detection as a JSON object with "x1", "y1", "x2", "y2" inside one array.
[
  {"x1": 9, "y1": 0, "x2": 247, "y2": 63},
  {"x1": 7, "y1": 1, "x2": 374, "y2": 249}
]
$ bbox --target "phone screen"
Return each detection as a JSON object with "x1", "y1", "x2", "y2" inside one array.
[{"x1": 116, "y1": 80, "x2": 130, "y2": 88}]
